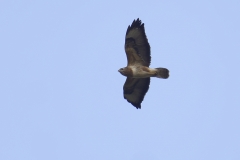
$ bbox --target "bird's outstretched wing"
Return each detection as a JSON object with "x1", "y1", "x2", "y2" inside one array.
[
  {"x1": 123, "y1": 77, "x2": 150, "y2": 109},
  {"x1": 125, "y1": 18, "x2": 151, "y2": 67}
]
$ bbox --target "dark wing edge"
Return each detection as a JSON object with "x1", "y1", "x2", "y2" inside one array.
[
  {"x1": 125, "y1": 18, "x2": 151, "y2": 66},
  {"x1": 123, "y1": 77, "x2": 150, "y2": 109}
]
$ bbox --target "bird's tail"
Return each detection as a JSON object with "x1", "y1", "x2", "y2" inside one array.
[{"x1": 155, "y1": 68, "x2": 169, "y2": 79}]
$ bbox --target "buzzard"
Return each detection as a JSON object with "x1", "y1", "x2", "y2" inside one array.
[{"x1": 118, "y1": 18, "x2": 169, "y2": 109}]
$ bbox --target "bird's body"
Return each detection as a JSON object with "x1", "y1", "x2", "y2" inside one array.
[
  {"x1": 118, "y1": 18, "x2": 169, "y2": 109},
  {"x1": 119, "y1": 66, "x2": 159, "y2": 78}
]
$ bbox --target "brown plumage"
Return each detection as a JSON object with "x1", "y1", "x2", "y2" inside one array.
[{"x1": 118, "y1": 18, "x2": 169, "y2": 109}]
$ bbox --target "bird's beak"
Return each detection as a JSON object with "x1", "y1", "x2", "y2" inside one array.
[{"x1": 118, "y1": 69, "x2": 120, "y2": 72}]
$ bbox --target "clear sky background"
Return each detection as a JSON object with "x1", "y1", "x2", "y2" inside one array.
[{"x1": 1, "y1": 0, "x2": 240, "y2": 160}]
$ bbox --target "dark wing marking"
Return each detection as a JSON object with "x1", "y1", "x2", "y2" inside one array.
[
  {"x1": 123, "y1": 77, "x2": 150, "y2": 109},
  {"x1": 125, "y1": 18, "x2": 151, "y2": 67}
]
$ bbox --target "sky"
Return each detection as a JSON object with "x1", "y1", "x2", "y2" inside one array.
[{"x1": 1, "y1": 0, "x2": 240, "y2": 159}]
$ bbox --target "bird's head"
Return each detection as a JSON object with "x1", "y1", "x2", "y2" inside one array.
[
  {"x1": 118, "y1": 67, "x2": 132, "y2": 77},
  {"x1": 118, "y1": 68, "x2": 125, "y2": 75}
]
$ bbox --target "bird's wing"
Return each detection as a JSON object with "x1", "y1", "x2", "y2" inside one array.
[
  {"x1": 123, "y1": 77, "x2": 150, "y2": 109},
  {"x1": 125, "y1": 18, "x2": 151, "y2": 67}
]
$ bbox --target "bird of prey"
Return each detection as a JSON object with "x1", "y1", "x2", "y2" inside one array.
[{"x1": 118, "y1": 18, "x2": 169, "y2": 109}]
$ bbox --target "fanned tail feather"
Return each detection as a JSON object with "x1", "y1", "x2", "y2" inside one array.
[{"x1": 155, "y1": 68, "x2": 169, "y2": 79}]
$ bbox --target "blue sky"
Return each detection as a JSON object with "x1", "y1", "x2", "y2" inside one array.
[{"x1": 1, "y1": 0, "x2": 240, "y2": 159}]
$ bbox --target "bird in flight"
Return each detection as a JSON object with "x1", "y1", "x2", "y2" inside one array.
[{"x1": 118, "y1": 18, "x2": 169, "y2": 109}]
